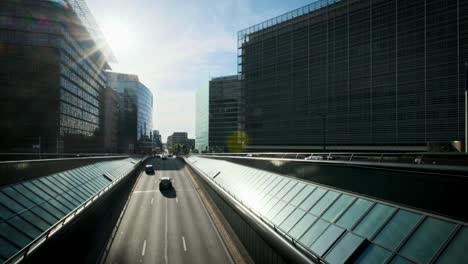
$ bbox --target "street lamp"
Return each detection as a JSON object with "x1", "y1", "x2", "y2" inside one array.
[{"x1": 308, "y1": 111, "x2": 326, "y2": 151}]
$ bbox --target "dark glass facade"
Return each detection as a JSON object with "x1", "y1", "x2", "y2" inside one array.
[
  {"x1": 99, "y1": 86, "x2": 119, "y2": 153},
  {"x1": 0, "y1": 0, "x2": 111, "y2": 153},
  {"x1": 106, "y1": 72, "x2": 153, "y2": 154},
  {"x1": 209, "y1": 76, "x2": 242, "y2": 151},
  {"x1": 239, "y1": 0, "x2": 468, "y2": 151}
]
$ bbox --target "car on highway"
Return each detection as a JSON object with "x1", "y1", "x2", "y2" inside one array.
[
  {"x1": 162, "y1": 155, "x2": 167, "y2": 160},
  {"x1": 159, "y1": 177, "x2": 172, "y2": 190},
  {"x1": 145, "y1": 164, "x2": 155, "y2": 173},
  {"x1": 155, "y1": 154, "x2": 161, "y2": 158},
  {"x1": 168, "y1": 154, "x2": 173, "y2": 158}
]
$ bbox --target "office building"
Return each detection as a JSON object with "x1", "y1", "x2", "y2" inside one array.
[
  {"x1": 106, "y1": 72, "x2": 153, "y2": 153},
  {"x1": 99, "y1": 86, "x2": 119, "y2": 153},
  {"x1": 152, "y1": 130, "x2": 163, "y2": 152},
  {"x1": 186, "y1": 138, "x2": 195, "y2": 149},
  {"x1": 0, "y1": 0, "x2": 113, "y2": 153},
  {"x1": 209, "y1": 75, "x2": 243, "y2": 152},
  {"x1": 195, "y1": 83, "x2": 209, "y2": 152},
  {"x1": 167, "y1": 132, "x2": 189, "y2": 147},
  {"x1": 238, "y1": 0, "x2": 468, "y2": 151}
]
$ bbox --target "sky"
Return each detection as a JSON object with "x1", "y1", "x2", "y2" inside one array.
[{"x1": 87, "y1": 0, "x2": 313, "y2": 142}]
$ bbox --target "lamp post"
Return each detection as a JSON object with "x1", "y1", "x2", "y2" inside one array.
[{"x1": 309, "y1": 112, "x2": 326, "y2": 151}]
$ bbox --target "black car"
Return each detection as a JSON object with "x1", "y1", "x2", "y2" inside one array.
[
  {"x1": 159, "y1": 177, "x2": 172, "y2": 190},
  {"x1": 145, "y1": 164, "x2": 154, "y2": 174}
]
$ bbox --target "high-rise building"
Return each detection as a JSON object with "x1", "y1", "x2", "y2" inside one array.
[
  {"x1": 208, "y1": 75, "x2": 243, "y2": 152},
  {"x1": 106, "y1": 72, "x2": 153, "y2": 153},
  {"x1": 239, "y1": 0, "x2": 468, "y2": 151},
  {"x1": 195, "y1": 83, "x2": 209, "y2": 152},
  {"x1": 186, "y1": 138, "x2": 195, "y2": 149},
  {"x1": 168, "y1": 132, "x2": 188, "y2": 146},
  {"x1": 0, "y1": 0, "x2": 113, "y2": 153},
  {"x1": 100, "y1": 86, "x2": 119, "y2": 153},
  {"x1": 152, "y1": 129, "x2": 163, "y2": 152},
  {"x1": 167, "y1": 135, "x2": 173, "y2": 149}
]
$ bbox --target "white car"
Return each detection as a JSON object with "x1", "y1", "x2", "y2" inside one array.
[{"x1": 304, "y1": 155, "x2": 323, "y2": 161}]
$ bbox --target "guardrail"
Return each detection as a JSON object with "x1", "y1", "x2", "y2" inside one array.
[
  {"x1": 199, "y1": 152, "x2": 468, "y2": 166},
  {"x1": 4, "y1": 157, "x2": 147, "y2": 264}
]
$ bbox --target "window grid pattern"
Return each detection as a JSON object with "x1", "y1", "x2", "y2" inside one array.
[
  {"x1": 189, "y1": 156, "x2": 468, "y2": 264},
  {"x1": 208, "y1": 75, "x2": 242, "y2": 151},
  {"x1": 238, "y1": 0, "x2": 467, "y2": 147}
]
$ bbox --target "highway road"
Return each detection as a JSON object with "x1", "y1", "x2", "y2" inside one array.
[{"x1": 103, "y1": 157, "x2": 233, "y2": 264}]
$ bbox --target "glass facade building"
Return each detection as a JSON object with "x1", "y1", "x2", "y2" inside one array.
[
  {"x1": 0, "y1": 0, "x2": 112, "y2": 153},
  {"x1": 105, "y1": 72, "x2": 153, "y2": 154},
  {"x1": 209, "y1": 75, "x2": 243, "y2": 152},
  {"x1": 238, "y1": 0, "x2": 468, "y2": 151},
  {"x1": 195, "y1": 83, "x2": 210, "y2": 152}
]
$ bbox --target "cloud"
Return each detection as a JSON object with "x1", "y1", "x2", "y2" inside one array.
[{"x1": 87, "y1": 0, "x2": 266, "y2": 141}]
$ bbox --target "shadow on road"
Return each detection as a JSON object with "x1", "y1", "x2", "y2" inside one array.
[
  {"x1": 161, "y1": 188, "x2": 177, "y2": 198},
  {"x1": 154, "y1": 158, "x2": 186, "y2": 171}
]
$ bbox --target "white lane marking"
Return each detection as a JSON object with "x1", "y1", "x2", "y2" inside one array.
[
  {"x1": 182, "y1": 236, "x2": 187, "y2": 252},
  {"x1": 151, "y1": 197, "x2": 154, "y2": 204},
  {"x1": 142, "y1": 240, "x2": 147, "y2": 256},
  {"x1": 134, "y1": 190, "x2": 159, "y2": 194},
  {"x1": 164, "y1": 198, "x2": 168, "y2": 264},
  {"x1": 175, "y1": 197, "x2": 178, "y2": 203}
]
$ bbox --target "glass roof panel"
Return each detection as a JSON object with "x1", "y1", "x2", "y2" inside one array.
[
  {"x1": 374, "y1": 209, "x2": 421, "y2": 251},
  {"x1": 399, "y1": 217, "x2": 456, "y2": 263},
  {"x1": 325, "y1": 231, "x2": 365, "y2": 264},
  {"x1": 309, "y1": 190, "x2": 339, "y2": 217},
  {"x1": 336, "y1": 198, "x2": 373, "y2": 230},
  {"x1": 322, "y1": 194, "x2": 355, "y2": 223},
  {"x1": 298, "y1": 187, "x2": 326, "y2": 212},
  {"x1": 271, "y1": 203, "x2": 296, "y2": 226},
  {"x1": 436, "y1": 227, "x2": 468, "y2": 264},
  {"x1": 289, "y1": 213, "x2": 317, "y2": 240},
  {"x1": 274, "y1": 180, "x2": 296, "y2": 200},
  {"x1": 281, "y1": 182, "x2": 305, "y2": 202},
  {"x1": 388, "y1": 256, "x2": 414, "y2": 264},
  {"x1": 353, "y1": 203, "x2": 396, "y2": 239},
  {"x1": 8, "y1": 215, "x2": 41, "y2": 239},
  {"x1": 0, "y1": 222, "x2": 31, "y2": 248},
  {"x1": 355, "y1": 244, "x2": 392, "y2": 264},
  {"x1": 290, "y1": 185, "x2": 315, "y2": 207},
  {"x1": 299, "y1": 218, "x2": 330, "y2": 247},
  {"x1": 0, "y1": 192, "x2": 26, "y2": 216},
  {"x1": 12, "y1": 185, "x2": 44, "y2": 204},
  {"x1": 2, "y1": 187, "x2": 35, "y2": 208},
  {"x1": 278, "y1": 208, "x2": 307, "y2": 233},
  {"x1": 310, "y1": 224, "x2": 345, "y2": 256},
  {"x1": 0, "y1": 236, "x2": 19, "y2": 261}
]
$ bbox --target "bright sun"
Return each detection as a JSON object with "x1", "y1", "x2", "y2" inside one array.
[{"x1": 101, "y1": 19, "x2": 134, "y2": 55}]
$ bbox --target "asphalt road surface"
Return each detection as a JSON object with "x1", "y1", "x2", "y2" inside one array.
[{"x1": 104, "y1": 157, "x2": 233, "y2": 264}]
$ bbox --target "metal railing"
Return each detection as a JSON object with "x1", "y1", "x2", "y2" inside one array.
[
  {"x1": 238, "y1": 0, "x2": 342, "y2": 42},
  {"x1": 198, "y1": 152, "x2": 468, "y2": 166}
]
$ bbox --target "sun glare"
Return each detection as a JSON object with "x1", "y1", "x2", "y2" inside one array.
[{"x1": 102, "y1": 19, "x2": 134, "y2": 56}]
